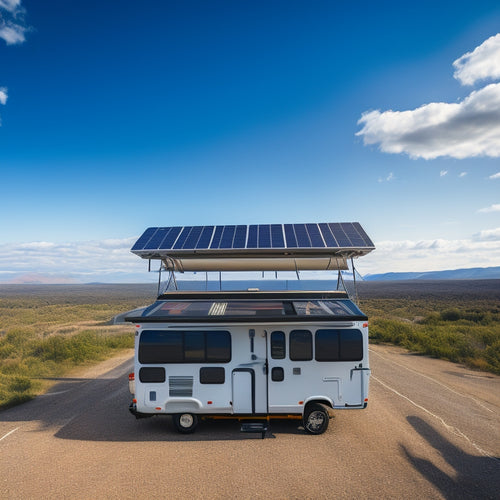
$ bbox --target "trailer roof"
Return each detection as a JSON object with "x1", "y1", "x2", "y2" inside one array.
[
  {"x1": 125, "y1": 291, "x2": 367, "y2": 323},
  {"x1": 131, "y1": 222, "x2": 375, "y2": 272}
]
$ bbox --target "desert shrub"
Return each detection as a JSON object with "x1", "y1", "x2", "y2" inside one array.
[{"x1": 440, "y1": 309, "x2": 461, "y2": 322}]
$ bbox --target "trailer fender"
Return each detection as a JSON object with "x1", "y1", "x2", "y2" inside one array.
[
  {"x1": 164, "y1": 398, "x2": 203, "y2": 414},
  {"x1": 303, "y1": 396, "x2": 334, "y2": 415}
]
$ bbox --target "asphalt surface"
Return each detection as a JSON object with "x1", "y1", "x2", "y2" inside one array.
[{"x1": 1, "y1": 345, "x2": 499, "y2": 500}]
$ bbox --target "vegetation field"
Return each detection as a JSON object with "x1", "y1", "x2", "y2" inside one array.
[
  {"x1": 0, "y1": 284, "x2": 156, "y2": 409},
  {"x1": 0, "y1": 280, "x2": 498, "y2": 409},
  {"x1": 358, "y1": 280, "x2": 500, "y2": 375}
]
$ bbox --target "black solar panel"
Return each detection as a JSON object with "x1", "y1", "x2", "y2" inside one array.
[{"x1": 132, "y1": 223, "x2": 374, "y2": 255}]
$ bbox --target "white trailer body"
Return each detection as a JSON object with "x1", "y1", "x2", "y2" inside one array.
[
  {"x1": 126, "y1": 222, "x2": 375, "y2": 434},
  {"x1": 127, "y1": 291, "x2": 370, "y2": 434}
]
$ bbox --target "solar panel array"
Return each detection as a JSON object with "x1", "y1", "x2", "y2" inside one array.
[{"x1": 131, "y1": 223, "x2": 374, "y2": 254}]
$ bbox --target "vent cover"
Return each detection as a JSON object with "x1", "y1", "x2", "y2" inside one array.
[{"x1": 169, "y1": 376, "x2": 193, "y2": 397}]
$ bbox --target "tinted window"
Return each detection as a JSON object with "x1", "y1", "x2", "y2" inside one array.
[
  {"x1": 184, "y1": 331, "x2": 205, "y2": 362},
  {"x1": 139, "y1": 367, "x2": 166, "y2": 383},
  {"x1": 314, "y1": 329, "x2": 363, "y2": 361},
  {"x1": 200, "y1": 367, "x2": 225, "y2": 384},
  {"x1": 340, "y1": 329, "x2": 363, "y2": 361},
  {"x1": 315, "y1": 330, "x2": 340, "y2": 361},
  {"x1": 290, "y1": 330, "x2": 312, "y2": 361},
  {"x1": 206, "y1": 331, "x2": 231, "y2": 362},
  {"x1": 139, "y1": 331, "x2": 183, "y2": 364},
  {"x1": 271, "y1": 331, "x2": 286, "y2": 359},
  {"x1": 139, "y1": 330, "x2": 231, "y2": 364},
  {"x1": 271, "y1": 367, "x2": 284, "y2": 382}
]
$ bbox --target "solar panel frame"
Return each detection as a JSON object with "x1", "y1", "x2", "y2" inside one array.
[
  {"x1": 131, "y1": 227, "x2": 157, "y2": 251},
  {"x1": 219, "y1": 225, "x2": 236, "y2": 249},
  {"x1": 183, "y1": 225, "x2": 203, "y2": 249},
  {"x1": 328, "y1": 223, "x2": 351, "y2": 247},
  {"x1": 131, "y1": 223, "x2": 375, "y2": 264},
  {"x1": 318, "y1": 223, "x2": 339, "y2": 248},
  {"x1": 352, "y1": 222, "x2": 375, "y2": 247},
  {"x1": 144, "y1": 227, "x2": 171, "y2": 250},
  {"x1": 306, "y1": 223, "x2": 325, "y2": 248},
  {"x1": 209, "y1": 226, "x2": 224, "y2": 249},
  {"x1": 233, "y1": 225, "x2": 247, "y2": 249},
  {"x1": 294, "y1": 224, "x2": 312, "y2": 247},
  {"x1": 195, "y1": 226, "x2": 214, "y2": 249},
  {"x1": 284, "y1": 224, "x2": 298, "y2": 248},
  {"x1": 247, "y1": 225, "x2": 258, "y2": 248},
  {"x1": 173, "y1": 226, "x2": 192, "y2": 250},
  {"x1": 271, "y1": 224, "x2": 285, "y2": 248},
  {"x1": 258, "y1": 224, "x2": 271, "y2": 249}
]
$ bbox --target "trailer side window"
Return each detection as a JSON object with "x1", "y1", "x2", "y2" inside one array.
[
  {"x1": 139, "y1": 330, "x2": 231, "y2": 364},
  {"x1": 139, "y1": 367, "x2": 166, "y2": 383},
  {"x1": 200, "y1": 367, "x2": 225, "y2": 384},
  {"x1": 139, "y1": 331, "x2": 183, "y2": 364},
  {"x1": 340, "y1": 329, "x2": 363, "y2": 361},
  {"x1": 314, "y1": 329, "x2": 363, "y2": 362},
  {"x1": 270, "y1": 331, "x2": 286, "y2": 359},
  {"x1": 206, "y1": 331, "x2": 231, "y2": 363},
  {"x1": 315, "y1": 330, "x2": 340, "y2": 361},
  {"x1": 184, "y1": 331, "x2": 205, "y2": 362},
  {"x1": 290, "y1": 330, "x2": 312, "y2": 361}
]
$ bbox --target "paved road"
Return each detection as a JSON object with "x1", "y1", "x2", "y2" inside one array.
[{"x1": 1, "y1": 345, "x2": 499, "y2": 499}]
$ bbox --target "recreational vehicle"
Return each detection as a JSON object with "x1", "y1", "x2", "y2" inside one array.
[{"x1": 126, "y1": 223, "x2": 375, "y2": 435}]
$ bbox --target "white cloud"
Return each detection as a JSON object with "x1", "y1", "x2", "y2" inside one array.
[
  {"x1": 459, "y1": 172, "x2": 467, "y2": 177},
  {"x1": 478, "y1": 203, "x2": 500, "y2": 213},
  {"x1": 490, "y1": 172, "x2": 500, "y2": 179},
  {"x1": 0, "y1": 0, "x2": 27, "y2": 45},
  {"x1": 0, "y1": 23, "x2": 25, "y2": 44},
  {"x1": 0, "y1": 237, "x2": 149, "y2": 279},
  {"x1": 473, "y1": 227, "x2": 500, "y2": 241},
  {"x1": 357, "y1": 34, "x2": 500, "y2": 160},
  {"x1": 378, "y1": 172, "x2": 394, "y2": 183},
  {"x1": 440, "y1": 170, "x2": 448, "y2": 177},
  {"x1": 453, "y1": 34, "x2": 500, "y2": 86},
  {"x1": 0, "y1": 87, "x2": 6, "y2": 105},
  {"x1": 0, "y1": 1, "x2": 22, "y2": 13},
  {"x1": 360, "y1": 231, "x2": 500, "y2": 275}
]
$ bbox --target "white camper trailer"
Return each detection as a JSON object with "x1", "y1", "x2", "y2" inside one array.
[{"x1": 126, "y1": 223, "x2": 375, "y2": 435}]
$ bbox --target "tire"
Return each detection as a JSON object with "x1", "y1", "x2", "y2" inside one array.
[
  {"x1": 173, "y1": 413, "x2": 198, "y2": 434},
  {"x1": 303, "y1": 403, "x2": 330, "y2": 435}
]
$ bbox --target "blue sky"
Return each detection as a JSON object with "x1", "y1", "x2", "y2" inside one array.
[{"x1": 1, "y1": 0, "x2": 500, "y2": 282}]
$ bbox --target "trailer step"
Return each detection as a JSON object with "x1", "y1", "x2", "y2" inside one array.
[{"x1": 240, "y1": 422, "x2": 269, "y2": 439}]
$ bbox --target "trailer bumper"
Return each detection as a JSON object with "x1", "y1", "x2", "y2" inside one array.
[{"x1": 129, "y1": 401, "x2": 153, "y2": 419}]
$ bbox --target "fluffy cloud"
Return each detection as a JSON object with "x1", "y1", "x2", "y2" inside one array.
[
  {"x1": 478, "y1": 203, "x2": 500, "y2": 213},
  {"x1": 474, "y1": 228, "x2": 500, "y2": 241},
  {"x1": 0, "y1": 1, "x2": 22, "y2": 12},
  {"x1": 357, "y1": 34, "x2": 500, "y2": 160},
  {"x1": 0, "y1": 87, "x2": 6, "y2": 105},
  {"x1": 0, "y1": 0, "x2": 27, "y2": 45},
  {"x1": 360, "y1": 229, "x2": 500, "y2": 274},
  {"x1": 0, "y1": 237, "x2": 153, "y2": 282},
  {"x1": 490, "y1": 172, "x2": 500, "y2": 179},
  {"x1": 453, "y1": 34, "x2": 500, "y2": 85}
]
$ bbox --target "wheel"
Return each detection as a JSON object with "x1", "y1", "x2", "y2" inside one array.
[
  {"x1": 303, "y1": 403, "x2": 330, "y2": 435},
  {"x1": 173, "y1": 413, "x2": 198, "y2": 434}
]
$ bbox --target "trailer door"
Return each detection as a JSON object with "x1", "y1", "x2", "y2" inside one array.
[
  {"x1": 231, "y1": 328, "x2": 267, "y2": 414},
  {"x1": 232, "y1": 369, "x2": 254, "y2": 413}
]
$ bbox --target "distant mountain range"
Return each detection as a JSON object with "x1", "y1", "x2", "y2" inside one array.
[
  {"x1": 1, "y1": 273, "x2": 81, "y2": 284},
  {"x1": 364, "y1": 266, "x2": 500, "y2": 281},
  {"x1": 1, "y1": 267, "x2": 500, "y2": 285}
]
